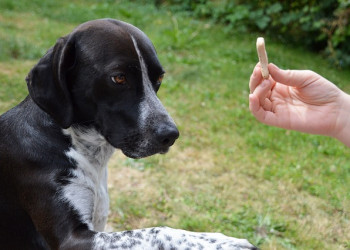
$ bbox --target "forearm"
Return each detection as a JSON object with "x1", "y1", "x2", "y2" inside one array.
[{"x1": 333, "y1": 92, "x2": 350, "y2": 147}]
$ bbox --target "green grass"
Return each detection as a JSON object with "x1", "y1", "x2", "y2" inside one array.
[{"x1": 1, "y1": 1, "x2": 350, "y2": 249}]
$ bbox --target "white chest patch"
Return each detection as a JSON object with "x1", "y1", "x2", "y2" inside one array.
[{"x1": 62, "y1": 127, "x2": 115, "y2": 231}]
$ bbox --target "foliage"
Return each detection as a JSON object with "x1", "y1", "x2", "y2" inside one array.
[{"x1": 159, "y1": 0, "x2": 350, "y2": 68}]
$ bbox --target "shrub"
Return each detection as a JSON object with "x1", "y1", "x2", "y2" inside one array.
[{"x1": 158, "y1": 0, "x2": 350, "y2": 68}]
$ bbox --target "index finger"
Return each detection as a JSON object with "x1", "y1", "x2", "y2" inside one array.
[{"x1": 249, "y1": 63, "x2": 263, "y2": 93}]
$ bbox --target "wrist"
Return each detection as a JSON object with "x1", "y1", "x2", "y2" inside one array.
[{"x1": 333, "y1": 92, "x2": 350, "y2": 147}]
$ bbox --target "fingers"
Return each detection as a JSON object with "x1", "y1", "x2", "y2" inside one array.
[
  {"x1": 268, "y1": 63, "x2": 318, "y2": 88},
  {"x1": 249, "y1": 77, "x2": 278, "y2": 126},
  {"x1": 249, "y1": 63, "x2": 276, "y2": 94},
  {"x1": 249, "y1": 63, "x2": 263, "y2": 93},
  {"x1": 249, "y1": 93, "x2": 278, "y2": 126},
  {"x1": 249, "y1": 79, "x2": 272, "y2": 116},
  {"x1": 249, "y1": 93, "x2": 259, "y2": 113},
  {"x1": 255, "y1": 79, "x2": 271, "y2": 107},
  {"x1": 249, "y1": 62, "x2": 274, "y2": 113}
]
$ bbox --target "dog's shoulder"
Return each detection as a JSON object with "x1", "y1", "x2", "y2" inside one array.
[
  {"x1": 0, "y1": 96, "x2": 71, "y2": 168},
  {"x1": 0, "y1": 97, "x2": 31, "y2": 156}
]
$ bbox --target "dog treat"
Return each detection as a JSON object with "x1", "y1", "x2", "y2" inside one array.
[{"x1": 256, "y1": 37, "x2": 269, "y2": 79}]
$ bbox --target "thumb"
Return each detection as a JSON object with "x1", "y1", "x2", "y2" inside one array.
[{"x1": 268, "y1": 63, "x2": 313, "y2": 88}]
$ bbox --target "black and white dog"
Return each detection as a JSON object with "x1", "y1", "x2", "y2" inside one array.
[{"x1": 0, "y1": 19, "x2": 256, "y2": 249}]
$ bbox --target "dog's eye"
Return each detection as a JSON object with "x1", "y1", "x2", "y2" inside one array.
[
  {"x1": 158, "y1": 74, "x2": 164, "y2": 84},
  {"x1": 111, "y1": 74, "x2": 126, "y2": 84}
]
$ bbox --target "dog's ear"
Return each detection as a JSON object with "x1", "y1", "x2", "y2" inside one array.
[{"x1": 26, "y1": 36, "x2": 76, "y2": 129}]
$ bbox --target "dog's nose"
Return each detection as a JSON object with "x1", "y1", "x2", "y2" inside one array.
[{"x1": 155, "y1": 125, "x2": 179, "y2": 147}]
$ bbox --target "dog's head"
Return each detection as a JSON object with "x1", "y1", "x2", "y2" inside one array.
[{"x1": 26, "y1": 19, "x2": 179, "y2": 158}]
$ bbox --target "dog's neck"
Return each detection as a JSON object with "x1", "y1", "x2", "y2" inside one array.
[
  {"x1": 63, "y1": 126, "x2": 115, "y2": 168},
  {"x1": 61, "y1": 126, "x2": 114, "y2": 231}
]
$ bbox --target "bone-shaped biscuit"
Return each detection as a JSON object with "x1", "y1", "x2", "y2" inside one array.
[{"x1": 256, "y1": 37, "x2": 269, "y2": 79}]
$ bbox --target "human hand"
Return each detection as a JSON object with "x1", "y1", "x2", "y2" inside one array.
[{"x1": 249, "y1": 63, "x2": 350, "y2": 145}]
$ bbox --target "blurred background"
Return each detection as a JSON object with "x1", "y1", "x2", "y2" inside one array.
[{"x1": 0, "y1": 0, "x2": 349, "y2": 249}]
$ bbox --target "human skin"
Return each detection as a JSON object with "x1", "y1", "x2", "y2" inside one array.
[{"x1": 249, "y1": 63, "x2": 350, "y2": 147}]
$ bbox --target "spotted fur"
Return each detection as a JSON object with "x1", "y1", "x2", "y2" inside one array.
[{"x1": 93, "y1": 227, "x2": 256, "y2": 250}]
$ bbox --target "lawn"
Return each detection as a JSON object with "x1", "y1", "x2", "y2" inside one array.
[{"x1": 0, "y1": 0, "x2": 349, "y2": 249}]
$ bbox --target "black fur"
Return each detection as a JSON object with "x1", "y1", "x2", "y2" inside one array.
[{"x1": 0, "y1": 19, "x2": 178, "y2": 249}]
